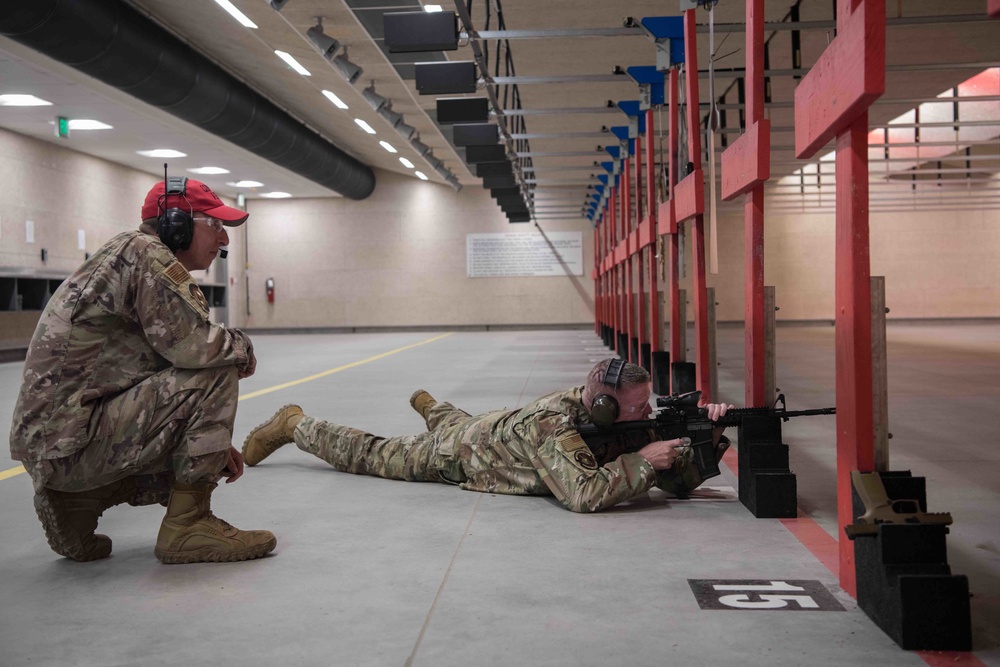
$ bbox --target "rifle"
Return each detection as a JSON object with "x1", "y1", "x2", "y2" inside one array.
[{"x1": 577, "y1": 391, "x2": 836, "y2": 484}]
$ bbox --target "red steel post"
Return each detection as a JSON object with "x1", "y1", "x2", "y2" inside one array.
[
  {"x1": 745, "y1": 0, "x2": 767, "y2": 407},
  {"x1": 646, "y1": 108, "x2": 660, "y2": 353},
  {"x1": 684, "y1": 9, "x2": 712, "y2": 402},
  {"x1": 668, "y1": 68, "x2": 682, "y2": 370}
]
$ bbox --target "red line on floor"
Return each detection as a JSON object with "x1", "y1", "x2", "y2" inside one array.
[{"x1": 721, "y1": 446, "x2": 984, "y2": 666}]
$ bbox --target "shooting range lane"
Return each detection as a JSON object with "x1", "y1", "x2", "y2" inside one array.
[{"x1": 1, "y1": 327, "x2": 996, "y2": 665}]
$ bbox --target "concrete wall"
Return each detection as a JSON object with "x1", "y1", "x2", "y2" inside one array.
[
  {"x1": 703, "y1": 202, "x2": 1000, "y2": 322},
  {"x1": 2, "y1": 125, "x2": 999, "y2": 338},
  {"x1": 235, "y1": 169, "x2": 595, "y2": 329}
]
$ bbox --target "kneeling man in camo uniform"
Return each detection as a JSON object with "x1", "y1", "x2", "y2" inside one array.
[{"x1": 9, "y1": 178, "x2": 275, "y2": 564}]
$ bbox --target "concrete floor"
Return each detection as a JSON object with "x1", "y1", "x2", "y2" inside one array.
[{"x1": 1, "y1": 324, "x2": 997, "y2": 666}]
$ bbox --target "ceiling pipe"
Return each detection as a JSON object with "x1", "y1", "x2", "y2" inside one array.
[{"x1": 0, "y1": 0, "x2": 375, "y2": 199}]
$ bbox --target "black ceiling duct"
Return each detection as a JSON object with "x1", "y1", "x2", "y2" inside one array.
[{"x1": 0, "y1": 0, "x2": 375, "y2": 200}]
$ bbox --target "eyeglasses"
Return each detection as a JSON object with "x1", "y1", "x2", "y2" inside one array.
[
  {"x1": 192, "y1": 215, "x2": 225, "y2": 232},
  {"x1": 619, "y1": 402, "x2": 649, "y2": 418}
]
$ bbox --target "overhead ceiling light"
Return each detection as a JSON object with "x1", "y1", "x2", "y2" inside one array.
[
  {"x1": 424, "y1": 4, "x2": 444, "y2": 11},
  {"x1": 137, "y1": 149, "x2": 187, "y2": 158},
  {"x1": 306, "y1": 21, "x2": 339, "y2": 61},
  {"x1": 260, "y1": 191, "x2": 292, "y2": 198},
  {"x1": 227, "y1": 180, "x2": 264, "y2": 188},
  {"x1": 268, "y1": 0, "x2": 289, "y2": 10},
  {"x1": 362, "y1": 82, "x2": 387, "y2": 112},
  {"x1": 274, "y1": 50, "x2": 311, "y2": 76},
  {"x1": 321, "y1": 90, "x2": 348, "y2": 110},
  {"x1": 0, "y1": 94, "x2": 52, "y2": 106},
  {"x1": 399, "y1": 157, "x2": 414, "y2": 168},
  {"x1": 332, "y1": 47, "x2": 363, "y2": 85},
  {"x1": 65, "y1": 119, "x2": 112, "y2": 130},
  {"x1": 354, "y1": 118, "x2": 376, "y2": 134},
  {"x1": 188, "y1": 166, "x2": 231, "y2": 175},
  {"x1": 379, "y1": 141, "x2": 397, "y2": 153},
  {"x1": 415, "y1": 171, "x2": 428, "y2": 180},
  {"x1": 212, "y1": 0, "x2": 257, "y2": 28}
]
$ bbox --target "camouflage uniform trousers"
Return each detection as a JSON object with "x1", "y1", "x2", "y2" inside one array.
[
  {"x1": 25, "y1": 366, "x2": 238, "y2": 506},
  {"x1": 294, "y1": 400, "x2": 475, "y2": 485}
]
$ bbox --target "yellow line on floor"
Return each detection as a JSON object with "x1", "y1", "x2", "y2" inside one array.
[
  {"x1": 1, "y1": 465, "x2": 26, "y2": 480},
  {"x1": 238, "y1": 332, "x2": 454, "y2": 401},
  {"x1": 1, "y1": 333, "x2": 454, "y2": 483}
]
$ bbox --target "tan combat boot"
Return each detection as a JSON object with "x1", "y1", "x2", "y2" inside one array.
[
  {"x1": 154, "y1": 481, "x2": 276, "y2": 564},
  {"x1": 242, "y1": 404, "x2": 304, "y2": 466},
  {"x1": 409, "y1": 389, "x2": 437, "y2": 420},
  {"x1": 33, "y1": 477, "x2": 137, "y2": 562}
]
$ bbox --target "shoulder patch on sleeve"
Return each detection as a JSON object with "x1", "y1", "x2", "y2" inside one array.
[
  {"x1": 556, "y1": 431, "x2": 588, "y2": 454},
  {"x1": 163, "y1": 260, "x2": 191, "y2": 286},
  {"x1": 556, "y1": 431, "x2": 599, "y2": 470}
]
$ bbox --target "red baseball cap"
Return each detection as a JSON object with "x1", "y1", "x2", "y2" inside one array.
[{"x1": 141, "y1": 178, "x2": 249, "y2": 226}]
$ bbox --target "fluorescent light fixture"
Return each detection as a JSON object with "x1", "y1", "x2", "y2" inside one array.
[
  {"x1": 354, "y1": 118, "x2": 376, "y2": 134},
  {"x1": 227, "y1": 180, "x2": 264, "y2": 188},
  {"x1": 379, "y1": 141, "x2": 397, "y2": 153},
  {"x1": 415, "y1": 171, "x2": 428, "y2": 180},
  {"x1": 274, "y1": 50, "x2": 311, "y2": 76},
  {"x1": 424, "y1": 4, "x2": 444, "y2": 11},
  {"x1": 188, "y1": 166, "x2": 231, "y2": 175},
  {"x1": 66, "y1": 119, "x2": 112, "y2": 130},
  {"x1": 399, "y1": 157, "x2": 414, "y2": 168},
  {"x1": 212, "y1": 0, "x2": 257, "y2": 28},
  {"x1": 260, "y1": 191, "x2": 292, "y2": 198},
  {"x1": 137, "y1": 149, "x2": 187, "y2": 158},
  {"x1": 0, "y1": 94, "x2": 52, "y2": 106},
  {"x1": 321, "y1": 90, "x2": 348, "y2": 110}
]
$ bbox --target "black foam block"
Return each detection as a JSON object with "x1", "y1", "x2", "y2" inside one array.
[
  {"x1": 651, "y1": 351, "x2": 670, "y2": 394},
  {"x1": 671, "y1": 361, "x2": 696, "y2": 394}
]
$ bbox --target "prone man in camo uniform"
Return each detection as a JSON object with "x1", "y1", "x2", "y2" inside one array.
[
  {"x1": 9, "y1": 177, "x2": 276, "y2": 564},
  {"x1": 243, "y1": 359, "x2": 732, "y2": 513}
]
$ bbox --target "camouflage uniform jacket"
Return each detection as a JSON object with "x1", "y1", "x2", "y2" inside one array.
[
  {"x1": 451, "y1": 386, "x2": 658, "y2": 512},
  {"x1": 9, "y1": 228, "x2": 253, "y2": 462}
]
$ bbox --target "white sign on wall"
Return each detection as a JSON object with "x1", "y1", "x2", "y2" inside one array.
[{"x1": 466, "y1": 231, "x2": 583, "y2": 278}]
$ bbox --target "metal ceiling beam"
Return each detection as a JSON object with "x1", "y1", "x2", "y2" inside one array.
[
  {"x1": 491, "y1": 62, "x2": 1000, "y2": 86},
  {"x1": 527, "y1": 179, "x2": 595, "y2": 184},
  {"x1": 471, "y1": 15, "x2": 991, "y2": 40},
  {"x1": 771, "y1": 154, "x2": 1000, "y2": 165},
  {"x1": 503, "y1": 107, "x2": 620, "y2": 115},
  {"x1": 518, "y1": 151, "x2": 598, "y2": 157},
  {"x1": 492, "y1": 75, "x2": 628, "y2": 85},
  {"x1": 523, "y1": 166, "x2": 598, "y2": 172},
  {"x1": 510, "y1": 132, "x2": 607, "y2": 139},
  {"x1": 771, "y1": 179, "x2": 1000, "y2": 189},
  {"x1": 451, "y1": 0, "x2": 534, "y2": 213}
]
